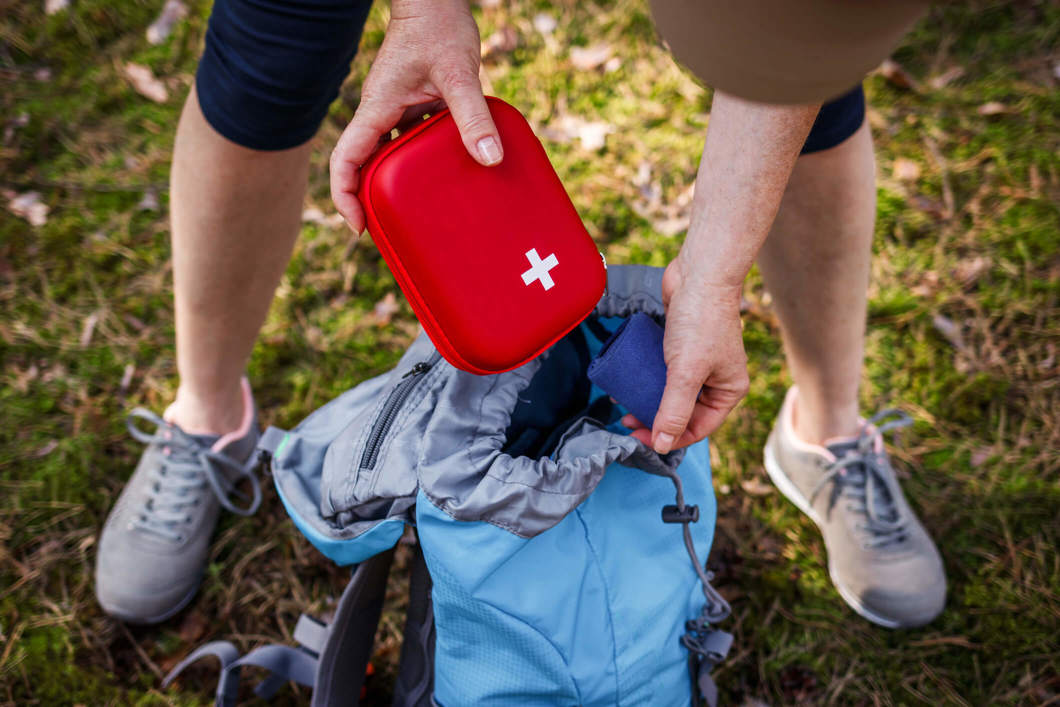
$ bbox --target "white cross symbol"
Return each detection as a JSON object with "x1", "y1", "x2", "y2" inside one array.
[{"x1": 520, "y1": 248, "x2": 559, "y2": 291}]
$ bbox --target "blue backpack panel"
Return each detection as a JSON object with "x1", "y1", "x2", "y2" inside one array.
[{"x1": 164, "y1": 265, "x2": 732, "y2": 706}]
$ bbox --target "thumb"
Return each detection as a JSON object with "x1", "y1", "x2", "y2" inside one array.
[
  {"x1": 651, "y1": 367, "x2": 702, "y2": 455},
  {"x1": 434, "y1": 65, "x2": 502, "y2": 166}
]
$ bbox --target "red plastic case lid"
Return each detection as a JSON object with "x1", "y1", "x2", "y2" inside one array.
[{"x1": 358, "y1": 97, "x2": 607, "y2": 375}]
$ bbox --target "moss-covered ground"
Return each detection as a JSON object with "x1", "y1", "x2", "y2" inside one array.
[{"x1": 2, "y1": 0, "x2": 1058, "y2": 703}]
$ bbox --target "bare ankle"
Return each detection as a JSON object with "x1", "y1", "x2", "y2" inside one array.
[
  {"x1": 792, "y1": 392, "x2": 860, "y2": 446},
  {"x1": 166, "y1": 382, "x2": 245, "y2": 436}
]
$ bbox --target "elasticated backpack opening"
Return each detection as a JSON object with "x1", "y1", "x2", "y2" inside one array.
[{"x1": 502, "y1": 315, "x2": 625, "y2": 460}]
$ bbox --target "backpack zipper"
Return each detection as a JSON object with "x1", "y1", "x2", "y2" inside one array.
[{"x1": 359, "y1": 353, "x2": 440, "y2": 470}]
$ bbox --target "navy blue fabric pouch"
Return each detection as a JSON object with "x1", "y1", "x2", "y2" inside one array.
[{"x1": 587, "y1": 312, "x2": 667, "y2": 427}]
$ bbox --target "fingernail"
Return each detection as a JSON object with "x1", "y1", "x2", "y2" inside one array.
[
  {"x1": 654, "y1": 432, "x2": 674, "y2": 455},
  {"x1": 477, "y1": 136, "x2": 501, "y2": 165}
]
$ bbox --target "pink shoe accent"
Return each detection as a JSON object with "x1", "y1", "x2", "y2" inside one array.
[
  {"x1": 211, "y1": 377, "x2": 255, "y2": 453},
  {"x1": 162, "y1": 378, "x2": 255, "y2": 447},
  {"x1": 782, "y1": 386, "x2": 838, "y2": 464},
  {"x1": 822, "y1": 418, "x2": 884, "y2": 454}
]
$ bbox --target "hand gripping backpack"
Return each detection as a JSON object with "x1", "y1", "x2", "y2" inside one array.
[{"x1": 164, "y1": 265, "x2": 733, "y2": 706}]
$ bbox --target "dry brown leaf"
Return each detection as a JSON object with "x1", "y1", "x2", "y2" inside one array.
[
  {"x1": 137, "y1": 188, "x2": 159, "y2": 211},
  {"x1": 120, "y1": 363, "x2": 135, "y2": 392},
  {"x1": 970, "y1": 448, "x2": 992, "y2": 468},
  {"x1": 575, "y1": 121, "x2": 613, "y2": 151},
  {"x1": 977, "y1": 101, "x2": 1008, "y2": 116},
  {"x1": 482, "y1": 26, "x2": 518, "y2": 59},
  {"x1": 928, "y1": 66, "x2": 965, "y2": 90},
  {"x1": 7, "y1": 191, "x2": 49, "y2": 226},
  {"x1": 373, "y1": 293, "x2": 400, "y2": 326},
  {"x1": 146, "y1": 0, "x2": 188, "y2": 45},
  {"x1": 893, "y1": 157, "x2": 921, "y2": 182},
  {"x1": 80, "y1": 311, "x2": 101, "y2": 348},
  {"x1": 540, "y1": 114, "x2": 614, "y2": 151},
  {"x1": 570, "y1": 44, "x2": 612, "y2": 71},
  {"x1": 909, "y1": 194, "x2": 946, "y2": 220},
  {"x1": 13, "y1": 363, "x2": 39, "y2": 393},
  {"x1": 34, "y1": 440, "x2": 59, "y2": 458},
  {"x1": 123, "y1": 63, "x2": 169, "y2": 103},
  {"x1": 650, "y1": 216, "x2": 690, "y2": 237},
  {"x1": 1029, "y1": 164, "x2": 1042, "y2": 195},
  {"x1": 954, "y1": 256, "x2": 989, "y2": 286},
  {"x1": 740, "y1": 477, "x2": 774, "y2": 497},
  {"x1": 878, "y1": 58, "x2": 918, "y2": 90},
  {"x1": 178, "y1": 611, "x2": 209, "y2": 644},
  {"x1": 932, "y1": 313, "x2": 966, "y2": 352},
  {"x1": 532, "y1": 13, "x2": 557, "y2": 36},
  {"x1": 302, "y1": 207, "x2": 345, "y2": 228},
  {"x1": 1038, "y1": 343, "x2": 1055, "y2": 372},
  {"x1": 911, "y1": 270, "x2": 940, "y2": 298},
  {"x1": 4, "y1": 112, "x2": 29, "y2": 145}
]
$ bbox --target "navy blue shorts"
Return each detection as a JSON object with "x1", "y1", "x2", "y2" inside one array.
[
  {"x1": 195, "y1": 0, "x2": 864, "y2": 153},
  {"x1": 196, "y1": 0, "x2": 372, "y2": 151},
  {"x1": 801, "y1": 85, "x2": 865, "y2": 154}
]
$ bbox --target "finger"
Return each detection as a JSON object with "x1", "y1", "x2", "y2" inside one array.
[
  {"x1": 330, "y1": 95, "x2": 409, "y2": 231},
  {"x1": 661, "y1": 384, "x2": 748, "y2": 453},
  {"x1": 651, "y1": 368, "x2": 704, "y2": 455},
  {"x1": 330, "y1": 152, "x2": 365, "y2": 233},
  {"x1": 395, "y1": 99, "x2": 446, "y2": 133},
  {"x1": 620, "y1": 413, "x2": 647, "y2": 430},
  {"x1": 629, "y1": 428, "x2": 653, "y2": 447},
  {"x1": 433, "y1": 65, "x2": 502, "y2": 166}
]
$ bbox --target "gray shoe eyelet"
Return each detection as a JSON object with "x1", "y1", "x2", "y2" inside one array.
[{"x1": 184, "y1": 515, "x2": 192, "y2": 523}]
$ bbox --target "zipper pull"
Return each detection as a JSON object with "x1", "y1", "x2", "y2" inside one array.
[
  {"x1": 600, "y1": 251, "x2": 609, "y2": 297},
  {"x1": 402, "y1": 361, "x2": 432, "y2": 379}
]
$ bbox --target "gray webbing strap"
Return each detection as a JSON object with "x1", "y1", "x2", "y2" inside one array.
[
  {"x1": 391, "y1": 541, "x2": 435, "y2": 707},
  {"x1": 311, "y1": 547, "x2": 397, "y2": 707},
  {"x1": 161, "y1": 641, "x2": 242, "y2": 707},
  {"x1": 161, "y1": 640, "x2": 317, "y2": 706},
  {"x1": 234, "y1": 645, "x2": 317, "y2": 697},
  {"x1": 293, "y1": 614, "x2": 329, "y2": 655},
  {"x1": 163, "y1": 548, "x2": 397, "y2": 706},
  {"x1": 257, "y1": 426, "x2": 289, "y2": 458}
]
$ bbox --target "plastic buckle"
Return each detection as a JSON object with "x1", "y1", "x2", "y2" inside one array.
[{"x1": 662, "y1": 504, "x2": 699, "y2": 524}]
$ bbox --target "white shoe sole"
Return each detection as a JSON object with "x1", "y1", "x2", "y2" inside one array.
[
  {"x1": 98, "y1": 574, "x2": 202, "y2": 626},
  {"x1": 763, "y1": 443, "x2": 902, "y2": 629}
]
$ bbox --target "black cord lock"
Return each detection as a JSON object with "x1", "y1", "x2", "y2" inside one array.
[{"x1": 662, "y1": 504, "x2": 699, "y2": 524}]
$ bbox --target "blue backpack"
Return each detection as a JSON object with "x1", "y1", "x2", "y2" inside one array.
[{"x1": 164, "y1": 265, "x2": 732, "y2": 706}]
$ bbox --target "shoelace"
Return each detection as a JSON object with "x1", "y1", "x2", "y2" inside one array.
[
  {"x1": 808, "y1": 408, "x2": 914, "y2": 549},
  {"x1": 126, "y1": 409, "x2": 262, "y2": 543}
]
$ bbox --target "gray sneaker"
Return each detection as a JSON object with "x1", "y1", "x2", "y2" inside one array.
[
  {"x1": 95, "y1": 378, "x2": 262, "y2": 624},
  {"x1": 763, "y1": 387, "x2": 945, "y2": 628}
]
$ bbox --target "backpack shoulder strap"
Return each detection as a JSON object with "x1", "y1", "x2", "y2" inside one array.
[
  {"x1": 163, "y1": 547, "x2": 396, "y2": 706},
  {"x1": 311, "y1": 546, "x2": 396, "y2": 706},
  {"x1": 391, "y1": 541, "x2": 435, "y2": 707}
]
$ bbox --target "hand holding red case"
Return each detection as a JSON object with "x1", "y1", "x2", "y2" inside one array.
[{"x1": 358, "y1": 97, "x2": 607, "y2": 375}]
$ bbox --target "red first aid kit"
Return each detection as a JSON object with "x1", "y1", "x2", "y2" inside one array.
[{"x1": 358, "y1": 97, "x2": 607, "y2": 375}]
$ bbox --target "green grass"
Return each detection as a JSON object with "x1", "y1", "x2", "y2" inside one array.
[{"x1": 2, "y1": 0, "x2": 1058, "y2": 704}]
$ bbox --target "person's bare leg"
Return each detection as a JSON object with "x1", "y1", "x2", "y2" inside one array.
[
  {"x1": 756, "y1": 121, "x2": 875, "y2": 445},
  {"x1": 167, "y1": 86, "x2": 312, "y2": 435}
]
